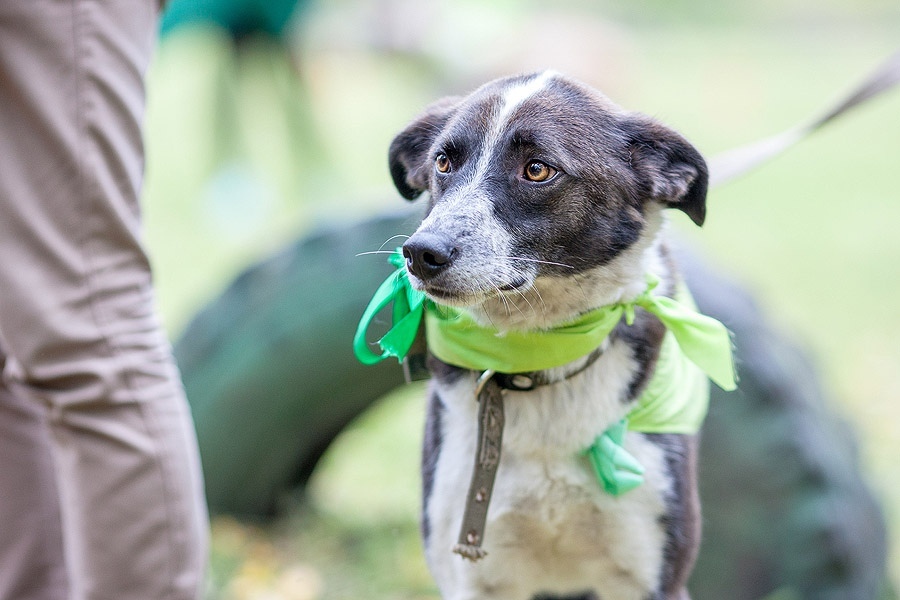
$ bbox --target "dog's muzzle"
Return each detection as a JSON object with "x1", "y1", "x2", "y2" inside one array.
[{"x1": 402, "y1": 232, "x2": 458, "y2": 280}]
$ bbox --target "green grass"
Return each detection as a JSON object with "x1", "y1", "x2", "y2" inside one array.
[
  {"x1": 143, "y1": 5, "x2": 900, "y2": 597},
  {"x1": 203, "y1": 387, "x2": 436, "y2": 600}
]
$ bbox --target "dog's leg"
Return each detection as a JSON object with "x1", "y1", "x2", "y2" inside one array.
[
  {"x1": 643, "y1": 433, "x2": 701, "y2": 600},
  {"x1": 421, "y1": 388, "x2": 445, "y2": 543}
]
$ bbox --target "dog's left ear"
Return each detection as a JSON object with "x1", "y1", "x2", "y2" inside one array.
[
  {"x1": 622, "y1": 115, "x2": 709, "y2": 226},
  {"x1": 388, "y1": 96, "x2": 461, "y2": 200}
]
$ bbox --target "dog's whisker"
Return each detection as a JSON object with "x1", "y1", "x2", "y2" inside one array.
[
  {"x1": 522, "y1": 290, "x2": 543, "y2": 319},
  {"x1": 478, "y1": 272, "x2": 527, "y2": 320},
  {"x1": 480, "y1": 296, "x2": 501, "y2": 330},
  {"x1": 573, "y1": 274, "x2": 591, "y2": 306},
  {"x1": 501, "y1": 280, "x2": 537, "y2": 320},
  {"x1": 507, "y1": 281, "x2": 535, "y2": 315},
  {"x1": 532, "y1": 285, "x2": 547, "y2": 312},
  {"x1": 494, "y1": 284, "x2": 514, "y2": 318},
  {"x1": 494, "y1": 264, "x2": 543, "y2": 319},
  {"x1": 511, "y1": 279, "x2": 545, "y2": 319},
  {"x1": 377, "y1": 234, "x2": 411, "y2": 252},
  {"x1": 504, "y1": 288, "x2": 529, "y2": 319},
  {"x1": 482, "y1": 258, "x2": 552, "y2": 320},
  {"x1": 485, "y1": 276, "x2": 515, "y2": 318},
  {"x1": 356, "y1": 235, "x2": 413, "y2": 258}
]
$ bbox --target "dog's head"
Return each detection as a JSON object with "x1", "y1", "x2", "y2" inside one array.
[{"x1": 389, "y1": 71, "x2": 708, "y2": 329}]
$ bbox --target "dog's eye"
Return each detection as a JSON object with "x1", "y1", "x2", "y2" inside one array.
[
  {"x1": 435, "y1": 153, "x2": 451, "y2": 174},
  {"x1": 524, "y1": 161, "x2": 557, "y2": 182}
]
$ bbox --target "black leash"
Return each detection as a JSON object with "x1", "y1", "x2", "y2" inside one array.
[{"x1": 452, "y1": 370, "x2": 504, "y2": 561}]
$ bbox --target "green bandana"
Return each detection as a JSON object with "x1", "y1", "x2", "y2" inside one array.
[
  {"x1": 354, "y1": 250, "x2": 737, "y2": 495},
  {"x1": 353, "y1": 251, "x2": 426, "y2": 365},
  {"x1": 425, "y1": 278, "x2": 735, "y2": 392}
]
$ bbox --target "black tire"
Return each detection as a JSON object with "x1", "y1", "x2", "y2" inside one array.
[{"x1": 174, "y1": 210, "x2": 419, "y2": 516}]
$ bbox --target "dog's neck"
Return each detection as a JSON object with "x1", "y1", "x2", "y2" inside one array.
[{"x1": 465, "y1": 210, "x2": 670, "y2": 333}]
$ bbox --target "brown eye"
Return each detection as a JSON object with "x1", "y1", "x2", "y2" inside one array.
[
  {"x1": 524, "y1": 160, "x2": 556, "y2": 182},
  {"x1": 435, "y1": 153, "x2": 451, "y2": 174}
]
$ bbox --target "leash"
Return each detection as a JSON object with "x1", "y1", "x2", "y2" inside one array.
[
  {"x1": 452, "y1": 370, "x2": 503, "y2": 561},
  {"x1": 451, "y1": 347, "x2": 608, "y2": 561},
  {"x1": 709, "y1": 50, "x2": 900, "y2": 188}
]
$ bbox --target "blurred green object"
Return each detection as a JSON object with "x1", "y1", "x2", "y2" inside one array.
[
  {"x1": 678, "y1": 246, "x2": 895, "y2": 600},
  {"x1": 175, "y1": 212, "x2": 893, "y2": 598},
  {"x1": 144, "y1": 26, "x2": 327, "y2": 333},
  {"x1": 174, "y1": 213, "x2": 412, "y2": 516},
  {"x1": 160, "y1": 0, "x2": 311, "y2": 40}
]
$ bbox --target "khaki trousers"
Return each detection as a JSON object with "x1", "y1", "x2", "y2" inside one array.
[{"x1": 0, "y1": 1, "x2": 209, "y2": 599}]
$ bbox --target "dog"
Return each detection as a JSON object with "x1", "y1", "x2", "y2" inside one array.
[{"x1": 387, "y1": 70, "x2": 714, "y2": 600}]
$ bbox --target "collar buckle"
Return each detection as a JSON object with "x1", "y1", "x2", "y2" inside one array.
[
  {"x1": 474, "y1": 369, "x2": 497, "y2": 398},
  {"x1": 494, "y1": 372, "x2": 537, "y2": 391}
]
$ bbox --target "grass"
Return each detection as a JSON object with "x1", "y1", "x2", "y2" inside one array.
[
  {"x1": 143, "y1": 3, "x2": 900, "y2": 597},
  {"x1": 203, "y1": 387, "x2": 436, "y2": 600}
]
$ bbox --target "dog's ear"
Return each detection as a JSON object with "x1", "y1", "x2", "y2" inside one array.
[
  {"x1": 388, "y1": 97, "x2": 461, "y2": 200},
  {"x1": 622, "y1": 115, "x2": 709, "y2": 226}
]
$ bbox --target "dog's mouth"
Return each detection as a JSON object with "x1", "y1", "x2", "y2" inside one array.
[
  {"x1": 420, "y1": 284, "x2": 466, "y2": 303},
  {"x1": 418, "y1": 284, "x2": 488, "y2": 307},
  {"x1": 412, "y1": 276, "x2": 531, "y2": 307},
  {"x1": 497, "y1": 277, "x2": 528, "y2": 291}
]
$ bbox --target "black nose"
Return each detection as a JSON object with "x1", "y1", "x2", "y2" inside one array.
[{"x1": 402, "y1": 233, "x2": 458, "y2": 280}]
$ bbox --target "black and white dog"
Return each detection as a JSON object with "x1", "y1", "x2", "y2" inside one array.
[{"x1": 389, "y1": 71, "x2": 708, "y2": 600}]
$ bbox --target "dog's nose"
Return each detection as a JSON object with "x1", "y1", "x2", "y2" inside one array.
[{"x1": 403, "y1": 234, "x2": 458, "y2": 280}]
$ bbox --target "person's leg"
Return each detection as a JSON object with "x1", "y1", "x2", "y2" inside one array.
[
  {"x1": 0, "y1": 347, "x2": 69, "y2": 600},
  {"x1": 0, "y1": 1, "x2": 208, "y2": 598}
]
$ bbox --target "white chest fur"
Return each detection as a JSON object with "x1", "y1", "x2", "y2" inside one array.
[{"x1": 424, "y1": 339, "x2": 673, "y2": 600}]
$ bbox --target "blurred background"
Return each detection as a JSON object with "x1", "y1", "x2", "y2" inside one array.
[{"x1": 142, "y1": 0, "x2": 899, "y2": 597}]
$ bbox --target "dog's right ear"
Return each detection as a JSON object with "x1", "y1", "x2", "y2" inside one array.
[{"x1": 388, "y1": 97, "x2": 461, "y2": 200}]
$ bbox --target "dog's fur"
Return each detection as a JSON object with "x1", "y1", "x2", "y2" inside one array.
[{"x1": 389, "y1": 71, "x2": 708, "y2": 600}]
